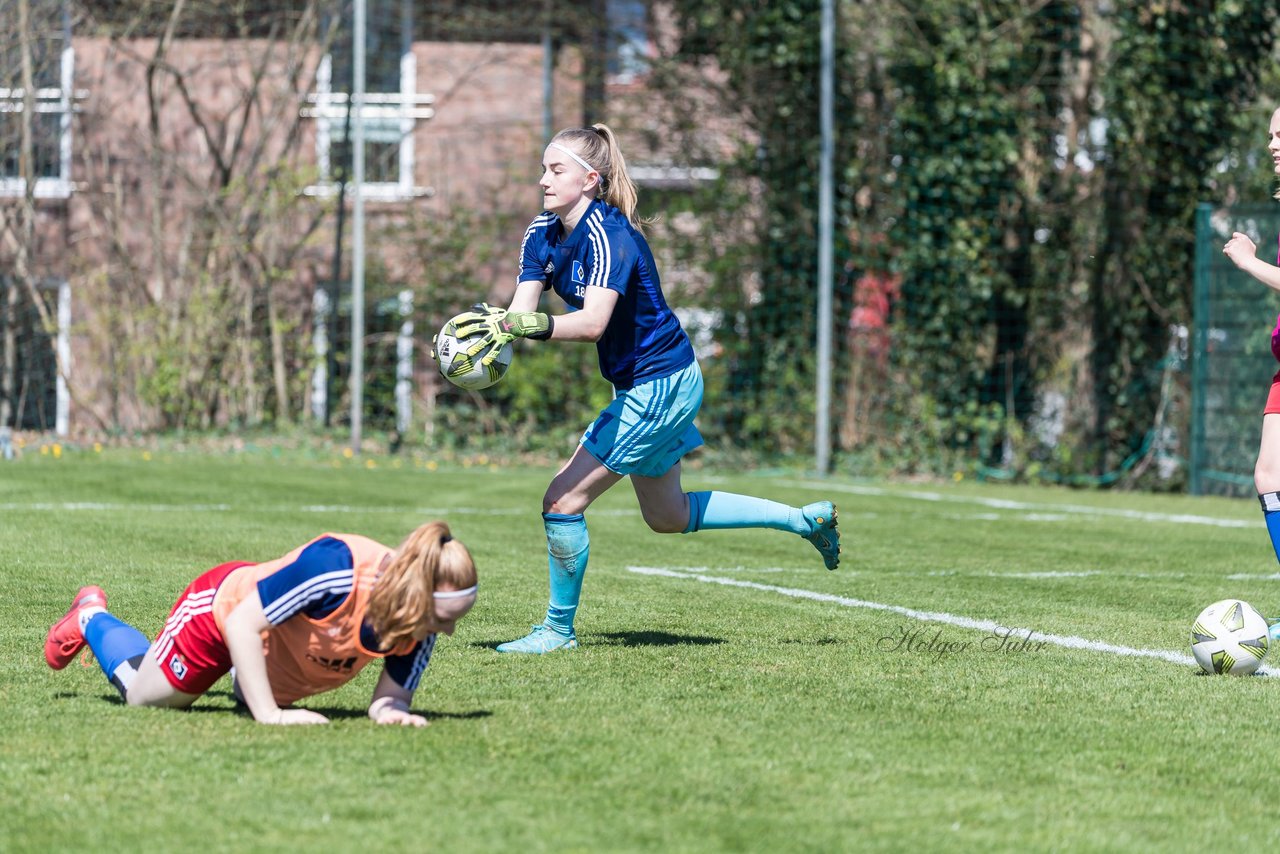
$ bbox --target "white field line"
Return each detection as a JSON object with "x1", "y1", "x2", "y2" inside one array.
[
  {"x1": 929, "y1": 569, "x2": 1168, "y2": 579},
  {"x1": 0, "y1": 502, "x2": 637, "y2": 517},
  {"x1": 0, "y1": 502, "x2": 236, "y2": 512},
  {"x1": 625, "y1": 565, "x2": 1278, "y2": 676},
  {"x1": 657, "y1": 565, "x2": 811, "y2": 575},
  {"x1": 782, "y1": 480, "x2": 1258, "y2": 529},
  {"x1": 989, "y1": 570, "x2": 1102, "y2": 579}
]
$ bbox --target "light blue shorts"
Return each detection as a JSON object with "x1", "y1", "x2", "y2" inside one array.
[{"x1": 580, "y1": 361, "x2": 705, "y2": 478}]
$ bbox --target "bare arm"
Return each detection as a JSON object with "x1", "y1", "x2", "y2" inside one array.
[
  {"x1": 507, "y1": 281, "x2": 619, "y2": 343},
  {"x1": 223, "y1": 592, "x2": 328, "y2": 725},
  {"x1": 368, "y1": 667, "x2": 428, "y2": 728},
  {"x1": 508, "y1": 280, "x2": 545, "y2": 313},
  {"x1": 545, "y1": 286, "x2": 619, "y2": 343},
  {"x1": 1224, "y1": 231, "x2": 1280, "y2": 292}
]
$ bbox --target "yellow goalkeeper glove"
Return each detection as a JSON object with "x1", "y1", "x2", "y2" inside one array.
[{"x1": 452, "y1": 302, "x2": 553, "y2": 368}]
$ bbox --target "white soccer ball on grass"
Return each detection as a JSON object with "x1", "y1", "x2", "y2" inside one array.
[{"x1": 1190, "y1": 599, "x2": 1270, "y2": 676}]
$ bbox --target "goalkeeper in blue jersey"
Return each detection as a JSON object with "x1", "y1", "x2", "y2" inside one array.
[{"x1": 449, "y1": 124, "x2": 840, "y2": 654}]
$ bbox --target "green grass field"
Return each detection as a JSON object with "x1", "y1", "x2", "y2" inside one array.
[{"x1": 4, "y1": 450, "x2": 1280, "y2": 851}]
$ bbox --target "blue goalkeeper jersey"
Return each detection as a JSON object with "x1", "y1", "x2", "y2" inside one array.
[{"x1": 518, "y1": 199, "x2": 695, "y2": 390}]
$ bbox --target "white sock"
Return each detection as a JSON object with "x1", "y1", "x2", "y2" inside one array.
[
  {"x1": 77, "y1": 605, "x2": 106, "y2": 633},
  {"x1": 111, "y1": 658, "x2": 140, "y2": 691}
]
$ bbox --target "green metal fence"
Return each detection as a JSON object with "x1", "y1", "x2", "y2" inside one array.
[{"x1": 1191, "y1": 203, "x2": 1280, "y2": 496}]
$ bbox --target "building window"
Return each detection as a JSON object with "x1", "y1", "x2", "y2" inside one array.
[
  {"x1": 0, "y1": 276, "x2": 69, "y2": 434},
  {"x1": 607, "y1": 0, "x2": 650, "y2": 84},
  {"x1": 0, "y1": 3, "x2": 75, "y2": 199},
  {"x1": 303, "y1": 0, "x2": 433, "y2": 200}
]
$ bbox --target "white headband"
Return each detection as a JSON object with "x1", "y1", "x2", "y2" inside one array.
[
  {"x1": 548, "y1": 142, "x2": 596, "y2": 174},
  {"x1": 434, "y1": 584, "x2": 478, "y2": 600}
]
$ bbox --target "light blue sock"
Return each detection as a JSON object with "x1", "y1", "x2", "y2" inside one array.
[
  {"x1": 83, "y1": 613, "x2": 150, "y2": 699},
  {"x1": 683, "y1": 491, "x2": 807, "y2": 535},
  {"x1": 543, "y1": 512, "x2": 589, "y2": 637}
]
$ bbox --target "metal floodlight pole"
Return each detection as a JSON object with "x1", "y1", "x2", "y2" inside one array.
[
  {"x1": 815, "y1": 0, "x2": 835, "y2": 476},
  {"x1": 350, "y1": 0, "x2": 367, "y2": 454},
  {"x1": 542, "y1": 0, "x2": 554, "y2": 142}
]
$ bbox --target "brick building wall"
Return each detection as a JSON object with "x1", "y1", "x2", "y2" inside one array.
[{"x1": 30, "y1": 33, "x2": 586, "y2": 432}]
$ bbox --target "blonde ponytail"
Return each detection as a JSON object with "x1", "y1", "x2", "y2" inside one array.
[
  {"x1": 592, "y1": 124, "x2": 642, "y2": 228},
  {"x1": 366, "y1": 521, "x2": 477, "y2": 650}
]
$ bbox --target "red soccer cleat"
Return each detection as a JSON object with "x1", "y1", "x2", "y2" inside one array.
[{"x1": 44, "y1": 585, "x2": 108, "y2": 670}]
